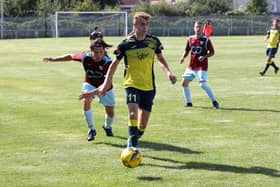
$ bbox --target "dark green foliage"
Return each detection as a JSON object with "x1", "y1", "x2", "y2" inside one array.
[
  {"x1": 131, "y1": 0, "x2": 231, "y2": 16},
  {"x1": 4, "y1": 0, "x2": 38, "y2": 17},
  {"x1": 72, "y1": 0, "x2": 101, "y2": 11},
  {"x1": 3, "y1": 0, "x2": 120, "y2": 17},
  {"x1": 189, "y1": 0, "x2": 231, "y2": 16},
  {"x1": 245, "y1": 0, "x2": 268, "y2": 15}
]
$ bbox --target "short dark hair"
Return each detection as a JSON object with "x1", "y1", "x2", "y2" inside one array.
[
  {"x1": 90, "y1": 38, "x2": 112, "y2": 50},
  {"x1": 89, "y1": 31, "x2": 103, "y2": 40}
]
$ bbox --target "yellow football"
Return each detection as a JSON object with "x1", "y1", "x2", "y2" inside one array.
[{"x1": 120, "y1": 147, "x2": 142, "y2": 168}]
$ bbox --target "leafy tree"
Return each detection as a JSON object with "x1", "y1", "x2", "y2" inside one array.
[
  {"x1": 132, "y1": 0, "x2": 190, "y2": 16},
  {"x1": 73, "y1": 0, "x2": 119, "y2": 11},
  {"x1": 4, "y1": 0, "x2": 38, "y2": 17},
  {"x1": 175, "y1": 1, "x2": 192, "y2": 16},
  {"x1": 189, "y1": 0, "x2": 230, "y2": 16},
  {"x1": 225, "y1": 7, "x2": 247, "y2": 16},
  {"x1": 150, "y1": 0, "x2": 179, "y2": 16},
  {"x1": 207, "y1": 0, "x2": 231, "y2": 14},
  {"x1": 189, "y1": 1, "x2": 209, "y2": 16},
  {"x1": 73, "y1": 0, "x2": 101, "y2": 11},
  {"x1": 130, "y1": 2, "x2": 152, "y2": 15},
  {"x1": 245, "y1": 0, "x2": 268, "y2": 15},
  {"x1": 132, "y1": 0, "x2": 230, "y2": 16},
  {"x1": 99, "y1": 0, "x2": 120, "y2": 9}
]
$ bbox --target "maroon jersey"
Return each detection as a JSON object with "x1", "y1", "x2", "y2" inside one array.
[
  {"x1": 185, "y1": 35, "x2": 214, "y2": 71},
  {"x1": 81, "y1": 52, "x2": 112, "y2": 89},
  {"x1": 71, "y1": 52, "x2": 84, "y2": 62}
]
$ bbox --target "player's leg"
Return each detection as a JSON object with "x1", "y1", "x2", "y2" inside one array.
[
  {"x1": 99, "y1": 89, "x2": 115, "y2": 136},
  {"x1": 269, "y1": 48, "x2": 279, "y2": 74},
  {"x1": 127, "y1": 103, "x2": 139, "y2": 148},
  {"x1": 182, "y1": 79, "x2": 192, "y2": 107},
  {"x1": 198, "y1": 71, "x2": 219, "y2": 109},
  {"x1": 83, "y1": 97, "x2": 96, "y2": 141},
  {"x1": 103, "y1": 106, "x2": 114, "y2": 136},
  {"x1": 260, "y1": 49, "x2": 273, "y2": 76},
  {"x1": 137, "y1": 109, "x2": 151, "y2": 138},
  {"x1": 82, "y1": 82, "x2": 96, "y2": 141},
  {"x1": 83, "y1": 98, "x2": 94, "y2": 129},
  {"x1": 182, "y1": 69, "x2": 194, "y2": 107},
  {"x1": 137, "y1": 89, "x2": 155, "y2": 138},
  {"x1": 261, "y1": 56, "x2": 272, "y2": 76},
  {"x1": 126, "y1": 88, "x2": 140, "y2": 148},
  {"x1": 271, "y1": 61, "x2": 279, "y2": 74}
]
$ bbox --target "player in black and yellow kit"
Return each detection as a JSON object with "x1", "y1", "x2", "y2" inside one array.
[
  {"x1": 79, "y1": 12, "x2": 177, "y2": 149},
  {"x1": 260, "y1": 17, "x2": 280, "y2": 76}
]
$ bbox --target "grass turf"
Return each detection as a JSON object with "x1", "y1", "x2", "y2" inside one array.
[{"x1": 0, "y1": 36, "x2": 279, "y2": 186}]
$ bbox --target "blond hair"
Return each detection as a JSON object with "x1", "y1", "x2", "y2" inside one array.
[{"x1": 133, "y1": 12, "x2": 151, "y2": 25}]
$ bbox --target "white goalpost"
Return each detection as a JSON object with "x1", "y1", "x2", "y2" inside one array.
[{"x1": 55, "y1": 11, "x2": 128, "y2": 38}]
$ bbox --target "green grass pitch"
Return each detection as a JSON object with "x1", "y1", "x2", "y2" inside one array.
[{"x1": 0, "y1": 36, "x2": 280, "y2": 187}]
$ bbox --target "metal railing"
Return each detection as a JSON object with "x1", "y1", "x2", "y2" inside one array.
[{"x1": 0, "y1": 15, "x2": 275, "y2": 39}]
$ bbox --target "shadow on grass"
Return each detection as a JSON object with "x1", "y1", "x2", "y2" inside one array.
[
  {"x1": 143, "y1": 155, "x2": 280, "y2": 177},
  {"x1": 137, "y1": 176, "x2": 163, "y2": 181},
  {"x1": 97, "y1": 135, "x2": 203, "y2": 154},
  {"x1": 220, "y1": 107, "x2": 280, "y2": 113},
  {"x1": 97, "y1": 138, "x2": 280, "y2": 177},
  {"x1": 193, "y1": 106, "x2": 280, "y2": 113}
]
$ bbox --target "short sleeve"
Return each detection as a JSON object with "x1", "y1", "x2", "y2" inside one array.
[
  {"x1": 114, "y1": 40, "x2": 126, "y2": 60},
  {"x1": 71, "y1": 52, "x2": 84, "y2": 62}
]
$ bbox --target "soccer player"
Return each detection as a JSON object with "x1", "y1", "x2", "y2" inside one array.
[
  {"x1": 43, "y1": 39, "x2": 115, "y2": 141},
  {"x1": 90, "y1": 26, "x2": 103, "y2": 41},
  {"x1": 203, "y1": 20, "x2": 213, "y2": 38},
  {"x1": 79, "y1": 12, "x2": 177, "y2": 149},
  {"x1": 89, "y1": 26, "x2": 112, "y2": 48},
  {"x1": 179, "y1": 21, "x2": 219, "y2": 109},
  {"x1": 259, "y1": 17, "x2": 280, "y2": 76}
]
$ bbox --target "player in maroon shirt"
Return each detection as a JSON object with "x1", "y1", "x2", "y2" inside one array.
[
  {"x1": 43, "y1": 39, "x2": 115, "y2": 141},
  {"x1": 179, "y1": 21, "x2": 219, "y2": 109}
]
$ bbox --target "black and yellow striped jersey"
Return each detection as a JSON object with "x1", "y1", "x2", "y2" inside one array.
[{"x1": 114, "y1": 34, "x2": 163, "y2": 91}]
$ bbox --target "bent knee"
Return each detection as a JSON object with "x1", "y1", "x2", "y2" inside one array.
[
  {"x1": 182, "y1": 79, "x2": 190, "y2": 87},
  {"x1": 199, "y1": 81, "x2": 207, "y2": 88},
  {"x1": 129, "y1": 111, "x2": 137, "y2": 119}
]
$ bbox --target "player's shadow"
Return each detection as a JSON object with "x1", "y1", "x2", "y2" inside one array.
[
  {"x1": 194, "y1": 106, "x2": 280, "y2": 113},
  {"x1": 143, "y1": 155, "x2": 280, "y2": 177},
  {"x1": 137, "y1": 176, "x2": 163, "y2": 181},
  {"x1": 98, "y1": 135, "x2": 203, "y2": 154}
]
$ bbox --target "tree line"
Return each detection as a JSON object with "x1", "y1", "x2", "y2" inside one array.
[{"x1": 3, "y1": 0, "x2": 268, "y2": 17}]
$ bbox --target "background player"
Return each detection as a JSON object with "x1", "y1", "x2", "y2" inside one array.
[
  {"x1": 179, "y1": 21, "x2": 219, "y2": 109},
  {"x1": 203, "y1": 20, "x2": 213, "y2": 38},
  {"x1": 43, "y1": 39, "x2": 115, "y2": 141},
  {"x1": 259, "y1": 17, "x2": 280, "y2": 76},
  {"x1": 89, "y1": 26, "x2": 112, "y2": 48}
]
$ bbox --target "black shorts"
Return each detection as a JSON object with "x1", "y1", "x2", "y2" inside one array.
[
  {"x1": 266, "y1": 48, "x2": 278, "y2": 58},
  {"x1": 125, "y1": 87, "x2": 156, "y2": 112}
]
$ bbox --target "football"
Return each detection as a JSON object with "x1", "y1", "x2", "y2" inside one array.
[{"x1": 120, "y1": 147, "x2": 142, "y2": 168}]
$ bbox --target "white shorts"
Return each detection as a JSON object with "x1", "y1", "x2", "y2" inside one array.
[
  {"x1": 82, "y1": 82, "x2": 115, "y2": 107},
  {"x1": 182, "y1": 69, "x2": 207, "y2": 82}
]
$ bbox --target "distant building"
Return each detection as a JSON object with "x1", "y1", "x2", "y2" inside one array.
[
  {"x1": 267, "y1": 0, "x2": 280, "y2": 13},
  {"x1": 232, "y1": 0, "x2": 280, "y2": 14}
]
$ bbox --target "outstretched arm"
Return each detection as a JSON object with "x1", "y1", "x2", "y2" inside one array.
[
  {"x1": 42, "y1": 54, "x2": 73, "y2": 63},
  {"x1": 156, "y1": 53, "x2": 177, "y2": 84}
]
